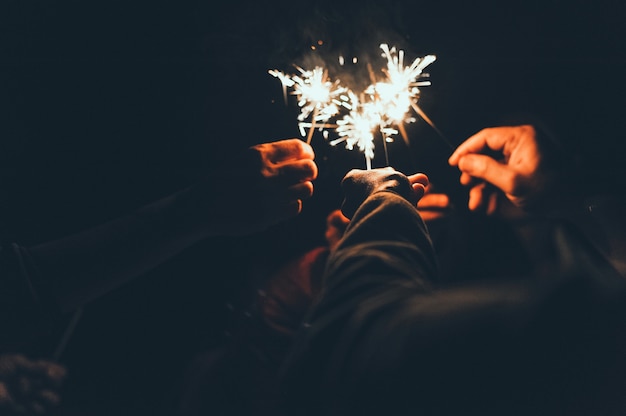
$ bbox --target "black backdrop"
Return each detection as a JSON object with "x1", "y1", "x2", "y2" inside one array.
[{"x1": 1, "y1": 0, "x2": 625, "y2": 414}]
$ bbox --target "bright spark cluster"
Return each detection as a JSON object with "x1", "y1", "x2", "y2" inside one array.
[{"x1": 269, "y1": 43, "x2": 436, "y2": 169}]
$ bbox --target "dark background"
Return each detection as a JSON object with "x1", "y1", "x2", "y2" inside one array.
[{"x1": 1, "y1": 0, "x2": 625, "y2": 414}]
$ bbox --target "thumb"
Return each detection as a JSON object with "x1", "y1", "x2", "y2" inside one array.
[{"x1": 458, "y1": 154, "x2": 515, "y2": 193}]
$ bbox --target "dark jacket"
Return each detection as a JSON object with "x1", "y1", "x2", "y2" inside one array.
[{"x1": 279, "y1": 191, "x2": 626, "y2": 416}]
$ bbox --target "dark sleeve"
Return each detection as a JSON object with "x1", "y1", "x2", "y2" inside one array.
[
  {"x1": 278, "y1": 191, "x2": 626, "y2": 416},
  {"x1": 0, "y1": 243, "x2": 60, "y2": 348},
  {"x1": 279, "y1": 190, "x2": 441, "y2": 414}
]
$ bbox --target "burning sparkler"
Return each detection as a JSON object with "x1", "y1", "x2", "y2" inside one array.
[
  {"x1": 332, "y1": 92, "x2": 379, "y2": 170},
  {"x1": 269, "y1": 65, "x2": 348, "y2": 144},
  {"x1": 270, "y1": 43, "x2": 440, "y2": 169}
]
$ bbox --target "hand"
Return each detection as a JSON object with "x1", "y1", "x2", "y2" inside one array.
[
  {"x1": 324, "y1": 209, "x2": 350, "y2": 249},
  {"x1": 340, "y1": 167, "x2": 429, "y2": 219},
  {"x1": 187, "y1": 138, "x2": 318, "y2": 236},
  {"x1": 0, "y1": 354, "x2": 66, "y2": 415},
  {"x1": 448, "y1": 125, "x2": 555, "y2": 213}
]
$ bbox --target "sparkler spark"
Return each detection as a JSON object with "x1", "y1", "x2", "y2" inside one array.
[
  {"x1": 331, "y1": 93, "x2": 379, "y2": 170},
  {"x1": 270, "y1": 43, "x2": 438, "y2": 168},
  {"x1": 270, "y1": 65, "x2": 347, "y2": 144}
]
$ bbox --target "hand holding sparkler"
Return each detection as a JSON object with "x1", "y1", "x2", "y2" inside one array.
[
  {"x1": 191, "y1": 138, "x2": 318, "y2": 236},
  {"x1": 0, "y1": 138, "x2": 318, "y2": 352},
  {"x1": 448, "y1": 124, "x2": 560, "y2": 214},
  {"x1": 340, "y1": 167, "x2": 428, "y2": 219}
]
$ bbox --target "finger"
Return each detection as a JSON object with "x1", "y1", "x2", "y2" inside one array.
[
  {"x1": 274, "y1": 159, "x2": 318, "y2": 184},
  {"x1": 460, "y1": 172, "x2": 473, "y2": 186},
  {"x1": 326, "y1": 209, "x2": 350, "y2": 228},
  {"x1": 486, "y1": 192, "x2": 499, "y2": 215},
  {"x1": 285, "y1": 181, "x2": 314, "y2": 200},
  {"x1": 423, "y1": 182, "x2": 442, "y2": 195},
  {"x1": 449, "y1": 130, "x2": 488, "y2": 166},
  {"x1": 448, "y1": 127, "x2": 512, "y2": 165},
  {"x1": 468, "y1": 183, "x2": 487, "y2": 211},
  {"x1": 412, "y1": 182, "x2": 426, "y2": 201},
  {"x1": 407, "y1": 173, "x2": 429, "y2": 188},
  {"x1": 12, "y1": 354, "x2": 32, "y2": 370},
  {"x1": 45, "y1": 364, "x2": 67, "y2": 383},
  {"x1": 458, "y1": 154, "x2": 517, "y2": 194},
  {"x1": 418, "y1": 193, "x2": 450, "y2": 210},
  {"x1": 468, "y1": 182, "x2": 501, "y2": 213},
  {"x1": 263, "y1": 138, "x2": 315, "y2": 163},
  {"x1": 262, "y1": 182, "x2": 313, "y2": 209}
]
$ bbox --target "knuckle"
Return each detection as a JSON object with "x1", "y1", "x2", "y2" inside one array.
[
  {"x1": 388, "y1": 171, "x2": 406, "y2": 182},
  {"x1": 472, "y1": 157, "x2": 487, "y2": 174},
  {"x1": 290, "y1": 139, "x2": 305, "y2": 150},
  {"x1": 341, "y1": 169, "x2": 360, "y2": 185},
  {"x1": 385, "y1": 171, "x2": 410, "y2": 188}
]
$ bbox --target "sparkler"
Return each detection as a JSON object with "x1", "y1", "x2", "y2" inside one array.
[
  {"x1": 270, "y1": 43, "x2": 441, "y2": 169},
  {"x1": 269, "y1": 66, "x2": 347, "y2": 144}
]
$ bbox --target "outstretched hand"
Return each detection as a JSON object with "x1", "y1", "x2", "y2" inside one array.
[{"x1": 340, "y1": 167, "x2": 429, "y2": 219}]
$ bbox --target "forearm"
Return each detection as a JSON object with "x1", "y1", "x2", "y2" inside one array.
[
  {"x1": 28, "y1": 186, "x2": 205, "y2": 313},
  {"x1": 311, "y1": 191, "x2": 440, "y2": 346},
  {"x1": 280, "y1": 191, "x2": 440, "y2": 412}
]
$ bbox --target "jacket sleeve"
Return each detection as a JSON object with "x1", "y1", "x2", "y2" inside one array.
[
  {"x1": 278, "y1": 190, "x2": 443, "y2": 414},
  {"x1": 278, "y1": 190, "x2": 626, "y2": 416}
]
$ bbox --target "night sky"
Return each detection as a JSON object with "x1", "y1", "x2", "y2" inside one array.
[{"x1": 1, "y1": 0, "x2": 625, "y2": 413}]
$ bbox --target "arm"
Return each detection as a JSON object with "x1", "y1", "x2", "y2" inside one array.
[
  {"x1": 1, "y1": 138, "x2": 317, "y2": 343},
  {"x1": 280, "y1": 168, "x2": 445, "y2": 414},
  {"x1": 279, "y1": 168, "x2": 626, "y2": 416}
]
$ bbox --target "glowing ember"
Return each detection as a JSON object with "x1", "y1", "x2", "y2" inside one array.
[{"x1": 270, "y1": 43, "x2": 437, "y2": 169}]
